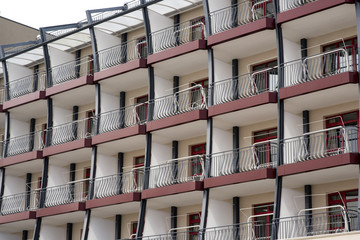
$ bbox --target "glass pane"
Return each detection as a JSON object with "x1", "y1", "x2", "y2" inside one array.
[
  {"x1": 345, "y1": 190, "x2": 358, "y2": 200},
  {"x1": 135, "y1": 156, "x2": 145, "y2": 165},
  {"x1": 343, "y1": 112, "x2": 357, "y2": 124}
]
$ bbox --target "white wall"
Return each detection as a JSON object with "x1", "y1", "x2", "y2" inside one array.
[
  {"x1": 49, "y1": 46, "x2": 75, "y2": 67},
  {"x1": 280, "y1": 188, "x2": 305, "y2": 218},
  {"x1": 208, "y1": 0, "x2": 231, "y2": 13},
  {"x1": 47, "y1": 165, "x2": 68, "y2": 187},
  {"x1": 207, "y1": 199, "x2": 232, "y2": 228},
  {"x1": 10, "y1": 119, "x2": 29, "y2": 137},
  {"x1": 0, "y1": 233, "x2": 21, "y2": 240},
  {"x1": 151, "y1": 142, "x2": 172, "y2": 166},
  {"x1": 148, "y1": 9, "x2": 173, "y2": 33},
  {"x1": 283, "y1": 38, "x2": 301, "y2": 63},
  {"x1": 284, "y1": 112, "x2": 302, "y2": 139},
  {"x1": 143, "y1": 209, "x2": 170, "y2": 236},
  {"x1": 53, "y1": 106, "x2": 72, "y2": 125},
  {"x1": 214, "y1": 58, "x2": 232, "y2": 83},
  {"x1": 7, "y1": 63, "x2": 33, "y2": 82},
  {"x1": 40, "y1": 225, "x2": 66, "y2": 240},
  {"x1": 101, "y1": 92, "x2": 119, "y2": 113},
  {"x1": 212, "y1": 127, "x2": 232, "y2": 153},
  {"x1": 96, "y1": 154, "x2": 117, "y2": 178},
  {"x1": 154, "y1": 76, "x2": 172, "y2": 98},
  {"x1": 88, "y1": 217, "x2": 115, "y2": 240},
  {"x1": 95, "y1": 29, "x2": 122, "y2": 52},
  {"x1": 4, "y1": 175, "x2": 25, "y2": 196}
]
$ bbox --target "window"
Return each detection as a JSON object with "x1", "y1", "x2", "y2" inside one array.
[
  {"x1": 86, "y1": 110, "x2": 95, "y2": 136},
  {"x1": 84, "y1": 167, "x2": 91, "y2": 198},
  {"x1": 323, "y1": 37, "x2": 358, "y2": 74},
  {"x1": 188, "y1": 213, "x2": 201, "y2": 240},
  {"x1": 134, "y1": 156, "x2": 145, "y2": 188},
  {"x1": 190, "y1": 17, "x2": 205, "y2": 41},
  {"x1": 253, "y1": 203, "x2": 273, "y2": 240},
  {"x1": 190, "y1": 143, "x2": 206, "y2": 178},
  {"x1": 137, "y1": 37, "x2": 147, "y2": 59},
  {"x1": 253, "y1": 128, "x2": 277, "y2": 168},
  {"x1": 136, "y1": 95, "x2": 148, "y2": 123},
  {"x1": 252, "y1": 60, "x2": 278, "y2": 93},
  {"x1": 252, "y1": 0, "x2": 273, "y2": 20},
  {"x1": 131, "y1": 222, "x2": 138, "y2": 239},
  {"x1": 191, "y1": 79, "x2": 208, "y2": 108}
]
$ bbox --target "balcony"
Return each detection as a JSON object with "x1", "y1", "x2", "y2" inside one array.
[
  {"x1": 43, "y1": 118, "x2": 92, "y2": 156},
  {"x1": 147, "y1": 85, "x2": 208, "y2": 132},
  {"x1": 0, "y1": 191, "x2": 38, "y2": 216},
  {"x1": 209, "y1": 67, "x2": 278, "y2": 117},
  {"x1": 274, "y1": 206, "x2": 358, "y2": 239},
  {"x1": 205, "y1": 141, "x2": 277, "y2": 189},
  {"x1": 86, "y1": 169, "x2": 143, "y2": 209},
  {"x1": 46, "y1": 56, "x2": 94, "y2": 96},
  {"x1": 279, "y1": 0, "x2": 317, "y2": 13},
  {"x1": 279, "y1": 126, "x2": 359, "y2": 178}
]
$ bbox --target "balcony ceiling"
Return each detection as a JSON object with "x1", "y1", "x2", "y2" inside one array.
[
  {"x1": 148, "y1": 0, "x2": 202, "y2": 16},
  {"x1": 6, "y1": 47, "x2": 44, "y2": 67}
]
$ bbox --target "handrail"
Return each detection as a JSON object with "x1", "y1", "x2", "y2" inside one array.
[{"x1": 168, "y1": 225, "x2": 200, "y2": 233}]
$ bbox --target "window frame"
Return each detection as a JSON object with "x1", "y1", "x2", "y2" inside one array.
[
  {"x1": 135, "y1": 95, "x2": 148, "y2": 123},
  {"x1": 253, "y1": 202, "x2": 274, "y2": 240},
  {"x1": 188, "y1": 212, "x2": 201, "y2": 239},
  {"x1": 253, "y1": 128, "x2": 277, "y2": 167},
  {"x1": 190, "y1": 143, "x2": 206, "y2": 177}
]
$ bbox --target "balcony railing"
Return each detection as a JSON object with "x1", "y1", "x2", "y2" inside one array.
[
  {"x1": 210, "y1": 0, "x2": 275, "y2": 35},
  {"x1": 0, "y1": 191, "x2": 39, "y2": 215},
  {"x1": 275, "y1": 206, "x2": 358, "y2": 239},
  {"x1": 212, "y1": 67, "x2": 278, "y2": 105},
  {"x1": 140, "y1": 228, "x2": 200, "y2": 240},
  {"x1": 43, "y1": 179, "x2": 88, "y2": 208},
  {"x1": 283, "y1": 126, "x2": 358, "y2": 165},
  {"x1": 5, "y1": 131, "x2": 44, "y2": 157},
  {"x1": 151, "y1": 85, "x2": 207, "y2": 121},
  {"x1": 148, "y1": 155, "x2": 204, "y2": 189},
  {"x1": 6, "y1": 72, "x2": 46, "y2": 100},
  {"x1": 151, "y1": 19, "x2": 206, "y2": 54},
  {"x1": 98, "y1": 39, "x2": 143, "y2": 71},
  {"x1": 279, "y1": 0, "x2": 316, "y2": 13},
  {"x1": 50, "y1": 55, "x2": 93, "y2": 87},
  {"x1": 93, "y1": 103, "x2": 147, "y2": 135},
  {"x1": 46, "y1": 118, "x2": 92, "y2": 147},
  {"x1": 283, "y1": 47, "x2": 356, "y2": 87},
  {"x1": 0, "y1": 86, "x2": 4, "y2": 104},
  {"x1": 210, "y1": 140, "x2": 277, "y2": 177},
  {"x1": 93, "y1": 169, "x2": 144, "y2": 199}
]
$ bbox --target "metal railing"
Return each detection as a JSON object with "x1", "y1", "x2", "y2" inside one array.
[
  {"x1": 151, "y1": 85, "x2": 207, "y2": 121},
  {"x1": 148, "y1": 155, "x2": 204, "y2": 189},
  {"x1": 50, "y1": 55, "x2": 93, "y2": 87},
  {"x1": 283, "y1": 47, "x2": 355, "y2": 87},
  {"x1": 98, "y1": 39, "x2": 143, "y2": 71},
  {"x1": 140, "y1": 229, "x2": 199, "y2": 240},
  {"x1": 93, "y1": 169, "x2": 144, "y2": 199},
  {"x1": 275, "y1": 206, "x2": 358, "y2": 239},
  {"x1": 6, "y1": 72, "x2": 46, "y2": 100},
  {"x1": 212, "y1": 67, "x2": 278, "y2": 105},
  {"x1": 210, "y1": 0, "x2": 274, "y2": 35},
  {"x1": 283, "y1": 126, "x2": 358, "y2": 165},
  {"x1": 151, "y1": 19, "x2": 206, "y2": 54},
  {"x1": 46, "y1": 118, "x2": 92, "y2": 147},
  {"x1": 0, "y1": 191, "x2": 39, "y2": 215},
  {"x1": 279, "y1": 0, "x2": 316, "y2": 13},
  {"x1": 93, "y1": 103, "x2": 147, "y2": 135},
  {"x1": 5, "y1": 131, "x2": 44, "y2": 157},
  {"x1": 210, "y1": 140, "x2": 278, "y2": 178},
  {"x1": 43, "y1": 179, "x2": 88, "y2": 208},
  {"x1": 0, "y1": 86, "x2": 4, "y2": 104}
]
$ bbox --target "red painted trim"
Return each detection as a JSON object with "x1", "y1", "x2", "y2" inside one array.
[
  {"x1": 85, "y1": 192, "x2": 141, "y2": 209},
  {"x1": 277, "y1": 0, "x2": 355, "y2": 25},
  {"x1": 3, "y1": 91, "x2": 46, "y2": 110},
  {"x1": 204, "y1": 168, "x2": 276, "y2": 189},
  {"x1": 147, "y1": 40, "x2": 207, "y2": 65},
  {"x1": 93, "y1": 59, "x2": 147, "y2": 82},
  {"x1": 36, "y1": 202, "x2": 86, "y2": 218},
  {"x1": 208, "y1": 92, "x2": 277, "y2": 117},
  {"x1": 207, "y1": 18, "x2": 275, "y2": 47},
  {"x1": 279, "y1": 72, "x2": 358, "y2": 100},
  {"x1": 146, "y1": 109, "x2": 208, "y2": 132},
  {"x1": 0, "y1": 150, "x2": 43, "y2": 168},
  {"x1": 42, "y1": 138, "x2": 92, "y2": 157},
  {"x1": 91, "y1": 124, "x2": 146, "y2": 145},
  {"x1": 0, "y1": 211, "x2": 36, "y2": 224},
  {"x1": 278, "y1": 153, "x2": 359, "y2": 176},
  {"x1": 46, "y1": 75, "x2": 94, "y2": 97},
  {"x1": 141, "y1": 181, "x2": 204, "y2": 199}
]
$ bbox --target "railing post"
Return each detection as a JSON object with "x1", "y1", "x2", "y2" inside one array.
[{"x1": 118, "y1": 153, "x2": 124, "y2": 195}]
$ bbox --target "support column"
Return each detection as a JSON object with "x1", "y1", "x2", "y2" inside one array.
[
  {"x1": 304, "y1": 185, "x2": 312, "y2": 235},
  {"x1": 303, "y1": 110, "x2": 310, "y2": 153},
  {"x1": 66, "y1": 223, "x2": 73, "y2": 240},
  {"x1": 95, "y1": 83, "x2": 101, "y2": 135},
  {"x1": 231, "y1": 0, "x2": 238, "y2": 28},
  {"x1": 0, "y1": 47, "x2": 10, "y2": 101},
  {"x1": 120, "y1": 92, "x2": 126, "y2": 128},
  {"x1": 75, "y1": 50, "x2": 81, "y2": 79},
  {"x1": 232, "y1": 59, "x2": 239, "y2": 101},
  {"x1": 300, "y1": 38, "x2": 308, "y2": 59},
  {"x1": 233, "y1": 197, "x2": 240, "y2": 239},
  {"x1": 40, "y1": 29, "x2": 52, "y2": 88},
  {"x1": 233, "y1": 127, "x2": 239, "y2": 173},
  {"x1": 72, "y1": 106, "x2": 79, "y2": 140},
  {"x1": 202, "y1": 0, "x2": 212, "y2": 37},
  {"x1": 171, "y1": 206, "x2": 178, "y2": 240},
  {"x1": 174, "y1": 14, "x2": 180, "y2": 46},
  {"x1": 355, "y1": 0, "x2": 360, "y2": 231},
  {"x1": 3, "y1": 112, "x2": 10, "y2": 158},
  {"x1": 147, "y1": 67, "x2": 155, "y2": 122},
  {"x1": 45, "y1": 98, "x2": 53, "y2": 147},
  {"x1": 25, "y1": 173, "x2": 32, "y2": 210},
  {"x1": 29, "y1": 118, "x2": 36, "y2": 152},
  {"x1": 173, "y1": 76, "x2": 179, "y2": 113},
  {"x1": 172, "y1": 141, "x2": 179, "y2": 183},
  {"x1": 70, "y1": 164, "x2": 76, "y2": 200},
  {"x1": 118, "y1": 153, "x2": 124, "y2": 194},
  {"x1": 121, "y1": 33, "x2": 128, "y2": 64},
  {"x1": 22, "y1": 231, "x2": 28, "y2": 240},
  {"x1": 86, "y1": 11, "x2": 100, "y2": 73},
  {"x1": 115, "y1": 215, "x2": 122, "y2": 239},
  {"x1": 33, "y1": 65, "x2": 39, "y2": 92},
  {"x1": 0, "y1": 168, "x2": 5, "y2": 211},
  {"x1": 141, "y1": 1, "x2": 153, "y2": 55}
]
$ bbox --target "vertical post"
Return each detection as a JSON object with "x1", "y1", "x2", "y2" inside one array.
[
  {"x1": 174, "y1": 14, "x2": 180, "y2": 46},
  {"x1": 118, "y1": 152, "x2": 124, "y2": 194},
  {"x1": 233, "y1": 197, "x2": 240, "y2": 240},
  {"x1": 115, "y1": 215, "x2": 122, "y2": 240},
  {"x1": 40, "y1": 28, "x2": 52, "y2": 88},
  {"x1": 231, "y1": 0, "x2": 238, "y2": 28},
  {"x1": 173, "y1": 76, "x2": 179, "y2": 113},
  {"x1": 72, "y1": 106, "x2": 79, "y2": 140},
  {"x1": 202, "y1": 0, "x2": 212, "y2": 37},
  {"x1": 301, "y1": 38, "x2": 308, "y2": 59},
  {"x1": 66, "y1": 223, "x2": 73, "y2": 240},
  {"x1": 355, "y1": 0, "x2": 360, "y2": 231},
  {"x1": 22, "y1": 230, "x2": 28, "y2": 240},
  {"x1": 86, "y1": 10, "x2": 100, "y2": 73},
  {"x1": 303, "y1": 110, "x2": 310, "y2": 153},
  {"x1": 29, "y1": 118, "x2": 36, "y2": 152},
  {"x1": 121, "y1": 33, "x2": 128, "y2": 64},
  {"x1": 95, "y1": 83, "x2": 101, "y2": 135},
  {"x1": 232, "y1": 59, "x2": 239, "y2": 101},
  {"x1": 172, "y1": 141, "x2": 179, "y2": 183},
  {"x1": 88, "y1": 147, "x2": 97, "y2": 200},
  {"x1": 45, "y1": 98, "x2": 53, "y2": 147},
  {"x1": 33, "y1": 65, "x2": 39, "y2": 92},
  {"x1": 70, "y1": 164, "x2": 76, "y2": 201},
  {"x1": 0, "y1": 47, "x2": 10, "y2": 101},
  {"x1": 141, "y1": 0, "x2": 153, "y2": 55},
  {"x1": 171, "y1": 206, "x2": 178, "y2": 240},
  {"x1": 39, "y1": 157, "x2": 49, "y2": 209},
  {"x1": 304, "y1": 185, "x2": 313, "y2": 236},
  {"x1": 0, "y1": 168, "x2": 5, "y2": 213},
  {"x1": 147, "y1": 67, "x2": 155, "y2": 122},
  {"x1": 3, "y1": 112, "x2": 10, "y2": 158},
  {"x1": 233, "y1": 127, "x2": 239, "y2": 173},
  {"x1": 25, "y1": 173, "x2": 32, "y2": 210},
  {"x1": 120, "y1": 91, "x2": 126, "y2": 129},
  {"x1": 75, "y1": 50, "x2": 81, "y2": 79}
]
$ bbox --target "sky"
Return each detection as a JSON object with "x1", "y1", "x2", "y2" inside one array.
[{"x1": 0, "y1": 0, "x2": 127, "y2": 29}]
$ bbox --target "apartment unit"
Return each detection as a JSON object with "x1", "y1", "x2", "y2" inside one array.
[{"x1": 0, "y1": 0, "x2": 359, "y2": 239}]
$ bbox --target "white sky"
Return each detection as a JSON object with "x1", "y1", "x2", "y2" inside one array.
[{"x1": 0, "y1": 0, "x2": 127, "y2": 29}]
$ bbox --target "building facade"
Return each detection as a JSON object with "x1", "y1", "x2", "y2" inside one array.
[{"x1": 0, "y1": 0, "x2": 359, "y2": 239}]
